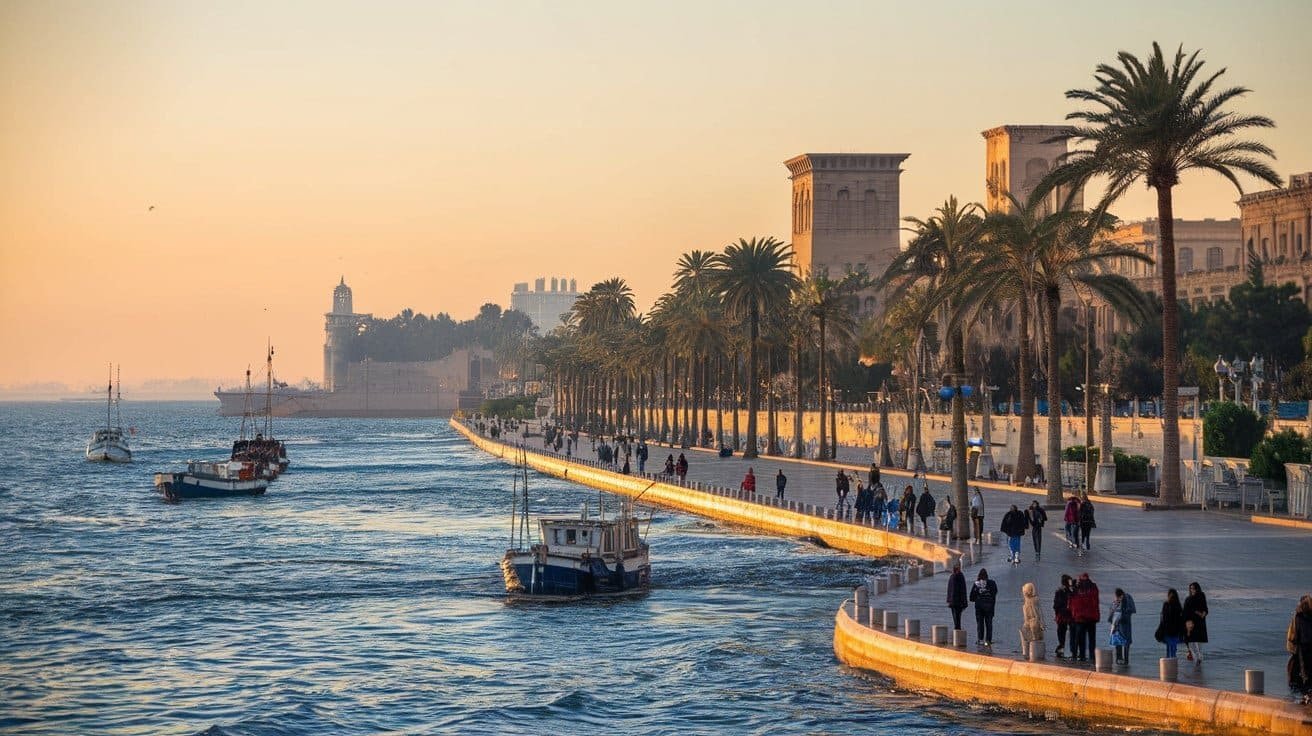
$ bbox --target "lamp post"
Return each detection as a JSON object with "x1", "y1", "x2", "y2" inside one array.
[
  {"x1": 1229, "y1": 358, "x2": 1247, "y2": 404},
  {"x1": 1212, "y1": 355, "x2": 1229, "y2": 402},
  {"x1": 1094, "y1": 383, "x2": 1117, "y2": 493},
  {"x1": 940, "y1": 375, "x2": 974, "y2": 540},
  {"x1": 976, "y1": 384, "x2": 998, "y2": 479},
  {"x1": 875, "y1": 390, "x2": 893, "y2": 467},
  {"x1": 1250, "y1": 355, "x2": 1265, "y2": 414}
]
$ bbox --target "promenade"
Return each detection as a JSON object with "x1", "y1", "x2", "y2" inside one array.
[{"x1": 475, "y1": 420, "x2": 1311, "y2": 731}]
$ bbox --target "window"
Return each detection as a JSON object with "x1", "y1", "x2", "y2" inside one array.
[
  {"x1": 863, "y1": 189, "x2": 878, "y2": 228},
  {"x1": 863, "y1": 296, "x2": 876, "y2": 313},
  {"x1": 1206, "y1": 247, "x2": 1223, "y2": 270},
  {"x1": 566, "y1": 529, "x2": 577, "y2": 544},
  {"x1": 836, "y1": 188, "x2": 852, "y2": 229},
  {"x1": 1178, "y1": 248, "x2": 1194, "y2": 273}
]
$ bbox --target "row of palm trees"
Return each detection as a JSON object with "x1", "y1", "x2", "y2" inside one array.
[{"x1": 532, "y1": 42, "x2": 1279, "y2": 527}]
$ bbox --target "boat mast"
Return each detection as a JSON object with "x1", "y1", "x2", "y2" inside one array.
[
  {"x1": 240, "y1": 366, "x2": 253, "y2": 441},
  {"x1": 106, "y1": 362, "x2": 112, "y2": 431},
  {"x1": 265, "y1": 341, "x2": 274, "y2": 438},
  {"x1": 115, "y1": 364, "x2": 123, "y2": 429}
]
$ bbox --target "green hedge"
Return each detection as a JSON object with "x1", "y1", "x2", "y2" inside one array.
[
  {"x1": 480, "y1": 396, "x2": 536, "y2": 419},
  {"x1": 1061, "y1": 445, "x2": 1148, "y2": 482},
  {"x1": 1248, "y1": 429, "x2": 1310, "y2": 484},
  {"x1": 1203, "y1": 402, "x2": 1266, "y2": 458}
]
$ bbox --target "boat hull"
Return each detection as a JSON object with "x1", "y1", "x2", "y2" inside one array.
[
  {"x1": 503, "y1": 551, "x2": 650, "y2": 597},
  {"x1": 154, "y1": 473, "x2": 268, "y2": 501},
  {"x1": 86, "y1": 441, "x2": 132, "y2": 463}
]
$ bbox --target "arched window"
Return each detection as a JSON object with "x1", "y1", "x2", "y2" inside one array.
[
  {"x1": 863, "y1": 296, "x2": 876, "y2": 314},
  {"x1": 804, "y1": 191, "x2": 811, "y2": 231},
  {"x1": 1178, "y1": 248, "x2": 1194, "y2": 273},
  {"x1": 836, "y1": 188, "x2": 851, "y2": 229},
  {"x1": 1206, "y1": 247, "x2": 1223, "y2": 270},
  {"x1": 1024, "y1": 157, "x2": 1049, "y2": 189},
  {"x1": 863, "y1": 189, "x2": 878, "y2": 228}
]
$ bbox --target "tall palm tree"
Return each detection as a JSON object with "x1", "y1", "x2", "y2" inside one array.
[
  {"x1": 802, "y1": 271, "x2": 867, "y2": 459},
  {"x1": 712, "y1": 237, "x2": 797, "y2": 459},
  {"x1": 1031, "y1": 211, "x2": 1153, "y2": 503},
  {"x1": 1040, "y1": 43, "x2": 1280, "y2": 505},
  {"x1": 882, "y1": 197, "x2": 985, "y2": 539}
]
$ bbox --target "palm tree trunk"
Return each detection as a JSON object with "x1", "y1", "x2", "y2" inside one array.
[
  {"x1": 731, "y1": 350, "x2": 741, "y2": 450},
  {"x1": 700, "y1": 356, "x2": 710, "y2": 446},
  {"x1": 766, "y1": 346, "x2": 778, "y2": 455},
  {"x1": 818, "y1": 314, "x2": 828, "y2": 460},
  {"x1": 715, "y1": 355, "x2": 724, "y2": 447},
  {"x1": 744, "y1": 308, "x2": 760, "y2": 458},
  {"x1": 793, "y1": 337, "x2": 804, "y2": 458},
  {"x1": 830, "y1": 380, "x2": 838, "y2": 460},
  {"x1": 684, "y1": 354, "x2": 695, "y2": 447},
  {"x1": 951, "y1": 324, "x2": 970, "y2": 539},
  {"x1": 661, "y1": 357, "x2": 670, "y2": 442},
  {"x1": 1045, "y1": 287, "x2": 1063, "y2": 504},
  {"x1": 671, "y1": 360, "x2": 680, "y2": 445},
  {"x1": 1016, "y1": 297, "x2": 1036, "y2": 482},
  {"x1": 1158, "y1": 186, "x2": 1182, "y2": 505}
]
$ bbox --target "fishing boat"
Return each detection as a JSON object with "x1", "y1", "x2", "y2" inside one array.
[
  {"x1": 229, "y1": 344, "x2": 290, "y2": 479},
  {"x1": 86, "y1": 364, "x2": 132, "y2": 463},
  {"x1": 153, "y1": 460, "x2": 268, "y2": 502},
  {"x1": 500, "y1": 449, "x2": 651, "y2": 600}
]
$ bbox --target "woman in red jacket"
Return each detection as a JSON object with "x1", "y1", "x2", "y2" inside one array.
[{"x1": 1069, "y1": 572, "x2": 1101, "y2": 662}]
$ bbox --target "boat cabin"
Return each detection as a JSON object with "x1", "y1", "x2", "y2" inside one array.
[
  {"x1": 538, "y1": 516, "x2": 643, "y2": 561},
  {"x1": 186, "y1": 460, "x2": 256, "y2": 481}
]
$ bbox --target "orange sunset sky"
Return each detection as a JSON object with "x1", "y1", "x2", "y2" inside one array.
[{"x1": 2, "y1": 0, "x2": 1309, "y2": 396}]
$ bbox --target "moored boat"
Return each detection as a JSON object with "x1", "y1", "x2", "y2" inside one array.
[
  {"x1": 86, "y1": 364, "x2": 132, "y2": 463},
  {"x1": 154, "y1": 460, "x2": 268, "y2": 502}
]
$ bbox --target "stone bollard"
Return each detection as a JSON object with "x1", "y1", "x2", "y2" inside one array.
[
  {"x1": 921, "y1": 562, "x2": 935, "y2": 578},
  {"x1": 1094, "y1": 647, "x2": 1114, "y2": 672},
  {"x1": 952, "y1": 629, "x2": 968, "y2": 648},
  {"x1": 906, "y1": 565, "x2": 920, "y2": 583},
  {"x1": 1245, "y1": 670, "x2": 1264, "y2": 695},
  {"x1": 931, "y1": 624, "x2": 948, "y2": 645},
  {"x1": 1159, "y1": 657, "x2": 1178, "y2": 682},
  {"x1": 904, "y1": 619, "x2": 920, "y2": 639},
  {"x1": 869, "y1": 606, "x2": 884, "y2": 628},
  {"x1": 888, "y1": 571, "x2": 902, "y2": 588},
  {"x1": 875, "y1": 578, "x2": 888, "y2": 594},
  {"x1": 1029, "y1": 643, "x2": 1046, "y2": 662},
  {"x1": 882, "y1": 610, "x2": 899, "y2": 631},
  {"x1": 854, "y1": 586, "x2": 869, "y2": 622}
]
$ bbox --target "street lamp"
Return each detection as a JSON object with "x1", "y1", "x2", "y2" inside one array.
[
  {"x1": 1229, "y1": 358, "x2": 1247, "y2": 404},
  {"x1": 1250, "y1": 355, "x2": 1265, "y2": 414},
  {"x1": 1212, "y1": 355, "x2": 1229, "y2": 402}
]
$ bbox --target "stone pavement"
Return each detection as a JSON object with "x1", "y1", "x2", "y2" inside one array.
[{"x1": 501, "y1": 422, "x2": 1311, "y2": 699}]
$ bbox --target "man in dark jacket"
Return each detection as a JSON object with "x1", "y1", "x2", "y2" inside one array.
[
  {"x1": 969, "y1": 568, "x2": 999, "y2": 647},
  {"x1": 1069, "y1": 572, "x2": 1101, "y2": 661},
  {"x1": 1000, "y1": 504, "x2": 1029, "y2": 565},
  {"x1": 946, "y1": 564, "x2": 968, "y2": 630},
  {"x1": 915, "y1": 488, "x2": 935, "y2": 537},
  {"x1": 1078, "y1": 494, "x2": 1096, "y2": 552},
  {"x1": 1053, "y1": 574, "x2": 1074, "y2": 658},
  {"x1": 775, "y1": 469, "x2": 787, "y2": 499}
]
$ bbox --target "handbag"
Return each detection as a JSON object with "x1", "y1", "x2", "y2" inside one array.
[{"x1": 1110, "y1": 630, "x2": 1127, "y2": 647}]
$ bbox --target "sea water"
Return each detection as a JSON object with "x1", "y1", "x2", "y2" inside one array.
[{"x1": 0, "y1": 402, "x2": 1147, "y2": 735}]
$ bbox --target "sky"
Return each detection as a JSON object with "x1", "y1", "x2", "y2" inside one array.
[{"x1": 2, "y1": 0, "x2": 1310, "y2": 395}]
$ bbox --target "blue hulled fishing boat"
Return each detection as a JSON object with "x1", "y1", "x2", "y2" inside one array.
[{"x1": 154, "y1": 460, "x2": 268, "y2": 503}]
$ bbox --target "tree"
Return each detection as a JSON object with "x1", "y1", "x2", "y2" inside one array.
[
  {"x1": 801, "y1": 270, "x2": 867, "y2": 459},
  {"x1": 1202, "y1": 401, "x2": 1265, "y2": 458},
  {"x1": 712, "y1": 237, "x2": 798, "y2": 459},
  {"x1": 1042, "y1": 42, "x2": 1281, "y2": 505}
]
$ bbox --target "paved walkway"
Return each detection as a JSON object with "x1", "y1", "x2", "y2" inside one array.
[{"x1": 497, "y1": 422, "x2": 1311, "y2": 699}]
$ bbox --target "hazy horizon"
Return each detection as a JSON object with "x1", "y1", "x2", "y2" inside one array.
[{"x1": 3, "y1": 0, "x2": 1310, "y2": 389}]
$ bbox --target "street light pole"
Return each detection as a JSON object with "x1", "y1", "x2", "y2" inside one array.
[{"x1": 1085, "y1": 303, "x2": 1095, "y2": 494}]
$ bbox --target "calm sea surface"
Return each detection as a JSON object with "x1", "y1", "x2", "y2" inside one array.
[{"x1": 0, "y1": 402, "x2": 1148, "y2": 735}]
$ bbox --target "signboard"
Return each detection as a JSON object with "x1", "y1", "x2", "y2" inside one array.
[{"x1": 1178, "y1": 387, "x2": 1199, "y2": 397}]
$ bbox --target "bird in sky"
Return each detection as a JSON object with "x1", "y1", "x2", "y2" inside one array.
[{"x1": 148, "y1": 205, "x2": 154, "y2": 211}]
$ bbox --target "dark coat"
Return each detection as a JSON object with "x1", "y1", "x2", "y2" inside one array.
[
  {"x1": 1026, "y1": 506, "x2": 1047, "y2": 529},
  {"x1": 1000, "y1": 509, "x2": 1029, "y2": 538},
  {"x1": 947, "y1": 570, "x2": 967, "y2": 609},
  {"x1": 1053, "y1": 586, "x2": 1073, "y2": 625},
  {"x1": 916, "y1": 490, "x2": 935, "y2": 518},
  {"x1": 1184, "y1": 591, "x2": 1209, "y2": 643},
  {"x1": 969, "y1": 578, "x2": 998, "y2": 615},
  {"x1": 1155, "y1": 599, "x2": 1185, "y2": 642},
  {"x1": 1079, "y1": 499, "x2": 1096, "y2": 527}
]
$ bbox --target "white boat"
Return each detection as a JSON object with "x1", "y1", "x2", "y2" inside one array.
[{"x1": 86, "y1": 364, "x2": 132, "y2": 463}]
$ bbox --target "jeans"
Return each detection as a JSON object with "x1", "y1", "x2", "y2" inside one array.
[
  {"x1": 976, "y1": 609, "x2": 994, "y2": 643},
  {"x1": 950, "y1": 606, "x2": 964, "y2": 630},
  {"x1": 1164, "y1": 635, "x2": 1179, "y2": 658},
  {"x1": 1031, "y1": 526, "x2": 1043, "y2": 556},
  {"x1": 1079, "y1": 524, "x2": 1093, "y2": 549},
  {"x1": 1056, "y1": 621, "x2": 1069, "y2": 650},
  {"x1": 1072, "y1": 622, "x2": 1089, "y2": 659},
  {"x1": 1065, "y1": 522, "x2": 1078, "y2": 545},
  {"x1": 1008, "y1": 535, "x2": 1021, "y2": 557},
  {"x1": 1079, "y1": 622, "x2": 1097, "y2": 659}
]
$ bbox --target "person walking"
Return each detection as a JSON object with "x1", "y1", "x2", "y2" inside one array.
[
  {"x1": 868, "y1": 462, "x2": 880, "y2": 489},
  {"x1": 900, "y1": 485, "x2": 916, "y2": 531},
  {"x1": 1183, "y1": 581, "x2": 1209, "y2": 664},
  {"x1": 1063, "y1": 495, "x2": 1080, "y2": 549},
  {"x1": 969, "y1": 568, "x2": 998, "y2": 647},
  {"x1": 1000, "y1": 504, "x2": 1029, "y2": 565},
  {"x1": 947, "y1": 563, "x2": 968, "y2": 631},
  {"x1": 871, "y1": 483, "x2": 887, "y2": 527},
  {"x1": 834, "y1": 470, "x2": 850, "y2": 517},
  {"x1": 969, "y1": 486, "x2": 985, "y2": 543},
  {"x1": 855, "y1": 480, "x2": 872, "y2": 523},
  {"x1": 1287, "y1": 594, "x2": 1312, "y2": 694},
  {"x1": 1025, "y1": 500, "x2": 1048, "y2": 561},
  {"x1": 1020, "y1": 581, "x2": 1045, "y2": 659},
  {"x1": 884, "y1": 493, "x2": 900, "y2": 531},
  {"x1": 1077, "y1": 494, "x2": 1096, "y2": 552},
  {"x1": 1109, "y1": 588, "x2": 1136, "y2": 665},
  {"x1": 915, "y1": 486, "x2": 935, "y2": 537},
  {"x1": 636, "y1": 440, "x2": 648, "y2": 473},
  {"x1": 676, "y1": 453, "x2": 688, "y2": 482},
  {"x1": 621, "y1": 456, "x2": 631, "y2": 475},
  {"x1": 1155, "y1": 588, "x2": 1185, "y2": 659},
  {"x1": 663, "y1": 454, "x2": 675, "y2": 476},
  {"x1": 740, "y1": 467, "x2": 756, "y2": 493},
  {"x1": 936, "y1": 496, "x2": 955, "y2": 544},
  {"x1": 1069, "y1": 572, "x2": 1101, "y2": 662},
  {"x1": 775, "y1": 469, "x2": 787, "y2": 500},
  {"x1": 1053, "y1": 574, "x2": 1074, "y2": 659}
]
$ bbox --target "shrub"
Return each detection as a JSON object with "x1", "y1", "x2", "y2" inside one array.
[
  {"x1": 1202, "y1": 402, "x2": 1266, "y2": 458},
  {"x1": 481, "y1": 396, "x2": 536, "y2": 419},
  {"x1": 1248, "y1": 429, "x2": 1310, "y2": 484},
  {"x1": 1114, "y1": 452, "x2": 1150, "y2": 483},
  {"x1": 1062, "y1": 445, "x2": 1100, "y2": 463}
]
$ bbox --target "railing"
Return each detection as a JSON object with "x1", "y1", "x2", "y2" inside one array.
[{"x1": 1283, "y1": 463, "x2": 1311, "y2": 518}]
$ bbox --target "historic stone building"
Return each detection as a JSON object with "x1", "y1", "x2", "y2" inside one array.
[
  {"x1": 981, "y1": 125, "x2": 1083, "y2": 213},
  {"x1": 510, "y1": 277, "x2": 579, "y2": 332},
  {"x1": 785, "y1": 153, "x2": 910, "y2": 315},
  {"x1": 1239, "y1": 172, "x2": 1312, "y2": 298},
  {"x1": 323, "y1": 277, "x2": 368, "y2": 391}
]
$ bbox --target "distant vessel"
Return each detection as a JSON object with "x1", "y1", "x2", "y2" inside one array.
[
  {"x1": 154, "y1": 460, "x2": 268, "y2": 502},
  {"x1": 500, "y1": 449, "x2": 651, "y2": 599},
  {"x1": 85, "y1": 364, "x2": 132, "y2": 463},
  {"x1": 229, "y1": 344, "x2": 290, "y2": 478}
]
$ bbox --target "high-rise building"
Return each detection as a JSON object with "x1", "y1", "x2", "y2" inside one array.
[
  {"x1": 784, "y1": 153, "x2": 910, "y2": 315},
  {"x1": 510, "y1": 276, "x2": 580, "y2": 332},
  {"x1": 981, "y1": 125, "x2": 1083, "y2": 213}
]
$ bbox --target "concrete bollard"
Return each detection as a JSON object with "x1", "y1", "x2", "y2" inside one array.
[
  {"x1": 882, "y1": 610, "x2": 899, "y2": 631},
  {"x1": 904, "y1": 619, "x2": 920, "y2": 639},
  {"x1": 1029, "y1": 643, "x2": 1046, "y2": 661},
  {"x1": 888, "y1": 571, "x2": 901, "y2": 588},
  {"x1": 931, "y1": 624, "x2": 948, "y2": 644},
  {"x1": 855, "y1": 585, "x2": 869, "y2": 610},
  {"x1": 952, "y1": 629, "x2": 968, "y2": 648},
  {"x1": 1094, "y1": 647, "x2": 1114, "y2": 672},
  {"x1": 906, "y1": 565, "x2": 920, "y2": 583},
  {"x1": 875, "y1": 578, "x2": 888, "y2": 594},
  {"x1": 869, "y1": 606, "x2": 884, "y2": 628},
  {"x1": 1245, "y1": 670, "x2": 1264, "y2": 695},
  {"x1": 1159, "y1": 657, "x2": 1178, "y2": 682}
]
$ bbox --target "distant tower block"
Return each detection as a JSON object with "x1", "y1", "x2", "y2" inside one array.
[
  {"x1": 982, "y1": 125, "x2": 1084, "y2": 213},
  {"x1": 785, "y1": 153, "x2": 910, "y2": 315},
  {"x1": 323, "y1": 277, "x2": 366, "y2": 392}
]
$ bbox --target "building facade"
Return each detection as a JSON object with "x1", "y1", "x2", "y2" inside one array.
[
  {"x1": 323, "y1": 277, "x2": 368, "y2": 391},
  {"x1": 981, "y1": 125, "x2": 1082, "y2": 213},
  {"x1": 511, "y1": 277, "x2": 579, "y2": 332},
  {"x1": 1239, "y1": 172, "x2": 1312, "y2": 299},
  {"x1": 785, "y1": 153, "x2": 909, "y2": 315}
]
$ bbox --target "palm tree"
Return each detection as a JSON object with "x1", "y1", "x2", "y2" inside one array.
[
  {"x1": 801, "y1": 271, "x2": 867, "y2": 459},
  {"x1": 1031, "y1": 211, "x2": 1153, "y2": 503},
  {"x1": 712, "y1": 237, "x2": 797, "y2": 459},
  {"x1": 882, "y1": 197, "x2": 985, "y2": 539},
  {"x1": 1040, "y1": 43, "x2": 1280, "y2": 505}
]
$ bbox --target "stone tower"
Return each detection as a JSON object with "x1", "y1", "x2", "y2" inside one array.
[
  {"x1": 784, "y1": 153, "x2": 910, "y2": 315},
  {"x1": 323, "y1": 277, "x2": 360, "y2": 391},
  {"x1": 981, "y1": 125, "x2": 1083, "y2": 213}
]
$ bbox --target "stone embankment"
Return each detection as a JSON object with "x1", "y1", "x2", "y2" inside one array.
[{"x1": 453, "y1": 420, "x2": 1311, "y2": 736}]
